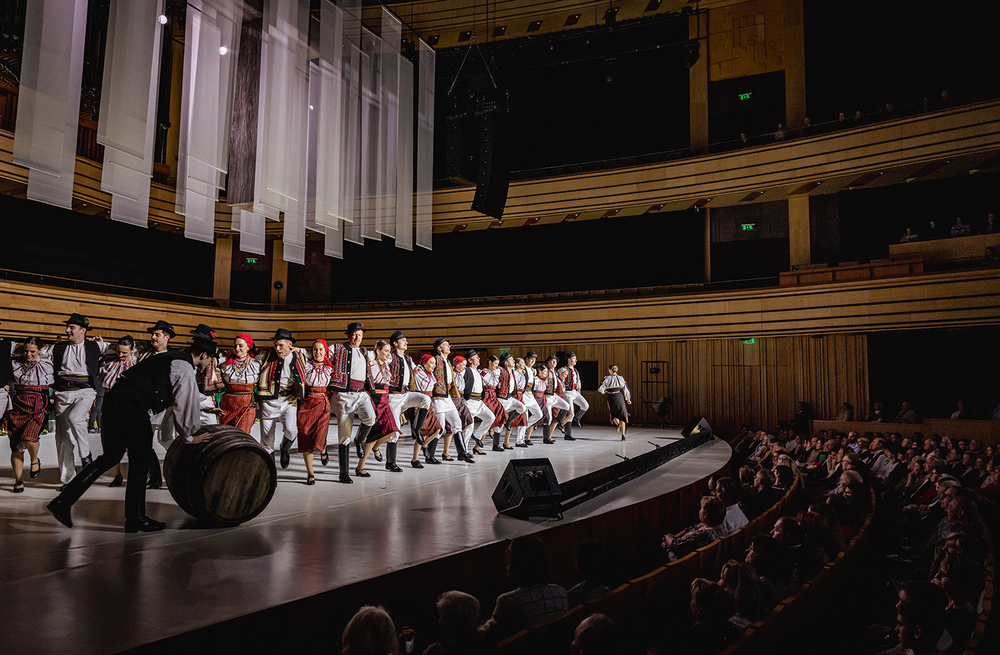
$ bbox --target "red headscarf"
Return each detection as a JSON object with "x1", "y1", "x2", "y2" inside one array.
[
  {"x1": 419, "y1": 353, "x2": 433, "y2": 366},
  {"x1": 225, "y1": 333, "x2": 255, "y2": 366},
  {"x1": 312, "y1": 339, "x2": 334, "y2": 368},
  {"x1": 452, "y1": 356, "x2": 466, "y2": 365}
]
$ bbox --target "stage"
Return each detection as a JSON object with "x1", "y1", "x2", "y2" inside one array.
[{"x1": 0, "y1": 424, "x2": 731, "y2": 654}]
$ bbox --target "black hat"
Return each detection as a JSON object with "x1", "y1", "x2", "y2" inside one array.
[
  {"x1": 345, "y1": 322, "x2": 366, "y2": 335},
  {"x1": 190, "y1": 324, "x2": 217, "y2": 340},
  {"x1": 499, "y1": 352, "x2": 513, "y2": 365},
  {"x1": 566, "y1": 351, "x2": 576, "y2": 359},
  {"x1": 389, "y1": 330, "x2": 406, "y2": 344},
  {"x1": 190, "y1": 336, "x2": 218, "y2": 356},
  {"x1": 465, "y1": 349, "x2": 478, "y2": 359},
  {"x1": 64, "y1": 313, "x2": 91, "y2": 330},
  {"x1": 272, "y1": 328, "x2": 296, "y2": 343},
  {"x1": 147, "y1": 320, "x2": 176, "y2": 338},
  {"x1": 546, "y1": 354, "x2": 558, "y2": 362},
  {"x1": 525, "y1": 351, "x2": 538, "y2": 359},
  {"x1": 433, "y1": 337, "x2": 449, "y2": 350}
]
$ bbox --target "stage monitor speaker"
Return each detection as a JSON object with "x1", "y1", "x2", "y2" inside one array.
[
  {"x1": 681, "y1": 416, "x2": 713, "y2": 439},
  {"x1": 471, "y1": 110, "x2": 510, "y2": 220},
  {"x1": 492, "y1": 458, "x2": 562, "y2": 519}
]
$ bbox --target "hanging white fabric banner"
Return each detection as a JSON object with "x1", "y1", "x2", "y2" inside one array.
[
  {"x1": 415, "y1": 39, "x2": 436, "y2": 250},
  {"x1": 313, "y1": 0, "x2": 343, "y2": 229},
  {"x1": 235, "y1": 209, "x2": 266, "y2": 255},
  {"x1": 360, "y1": 30, "x2": 380, "y2": 242},
  {"x1": 325, "y1": 224, "x2": 344, "y2": 259},
  {"x1": 178, "y1": 0, "x2": 242, "y2": 242},
  {"x1": 342, "y1": 43, "x2": 363, "y2": 246},
  {"x1": 377, "y1": 7, "x2": 400, "y2": 239},
  {"x1": 395, "y1": 55, "x2": 414, "y2": 251},
  {"x1": 13, "y1": 0, "x2": 89, "y2": 209}
]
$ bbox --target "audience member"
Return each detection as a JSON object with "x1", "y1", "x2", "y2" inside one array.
[
  {"x1": 984, "y1": 246, "x2": 1000, "y2": 266},
  {"x1": 423, "y1": 591, "x2": 487, "y2": 655},
  {"x1": 745, "y1": 535, "x2": 794, "y2": 609},
  {"x1": 899, "y1": 227, "x2": 919, "y2": 243},
  {"x1": 343, "y1": 605, "x2": 401, "y2": 655},
  {"x1": 480, "y1": 537, "x2": 569, "y2": 641},
  {"x1": 774, "y1": 123, "x2": 789, "y2": 141},
  {"x1": 741, "y1": 469, "x2": 782, "y2": 519},
  {"x1": 866, "y1": 400, "x2": 885, "y2": 422},
  {"x1": 569, "y1": 613, "x2": 618, "y2": 655},
  {"x1": 662, "y1": 496, "x2": 727, "y2": 561},
  {"x1": 835, "y1": 402, "x2": 855, "y2": 421},
  {"x1": 714, "y1": 477, "x2": 748, "y2": 535},
  {"x1": 984, "y1": 212, "x2": 996, "y2": 234},
  {"x1": 926, "y1": 220, "x2": 943, "y2": 240},
  {"x1": 950, "y1": 217, "x2": 971, "y2": 237},
  {"x1": 567, "y1": 541, "x2": 611, "y2": 606},
  {"x1": 719, "y1": 559, "x2": 765, "y2": 627},
  {"x1": 671, "y1": 578, "x2": 739, "y2": 655},
  {"x1": 894, "y1": 401, "x2": 919, "y2": 424}
]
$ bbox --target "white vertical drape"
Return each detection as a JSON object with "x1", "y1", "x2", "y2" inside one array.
[
  {"x1": 359, "y1": 29, "x2": 379, "y2": 242},
  {"x1": 416, "y1": 39, "x2": 436, "y2": 250},
  {"x1": 395, "y1": 55, "x2": 414, "y2": 251},
  {"x1": 13, "y1": 0, "x2": 90, "y2": 210},
  {"x1": 234, "y1": 208, "x2": 265, "y2": 255},
  {"x1": 377, "y1": 7, "x2": 400, "y2": 238}
]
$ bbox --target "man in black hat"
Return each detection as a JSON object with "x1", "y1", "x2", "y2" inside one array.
[
  {"x1": 458, "y1": 350, "x2": 497, "y2": 451},
  {"x1": 47, "y1": 337, "x2": 218, "y2": 532},
  {"x1": 44, "y1": 313, "x2": 109, "y2": 486},
  {"x1": 255, "y1": 328, "x2": 306, "y2": 467},
  {"x1": 385, "y1": 330, "x2": 432, "y2": 473},
  {"x1": 328, "y1": 322, "x2": 377, "y2": 483},
  {"x1": 544, "y1": 354, "x2": 574, "y2": 441},
  {"x1": 425, "y1": 337, "x2": 463, "y2": 465},
  {"x1": 521, "y1": 352, "x2": 544, "y2": 445},
  {"x1": 140, "y1": 319, "x2": 178, "y2": 489},
  {"x1": 564, "y1": 352, "x2": 589, "y2": 429},
  {"x1": 190, "y1": 324, "x2": 224, "y2": 426}
]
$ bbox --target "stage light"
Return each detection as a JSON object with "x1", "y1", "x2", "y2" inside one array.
[
  {"x1": 158, "y1": 15, "x2": 167, "y2": 25},
  {"x1": 219, "y1": 46, "x2": 228, "y2": 55},
  {"x1": 683, "y1": 40, "x2": 701, "y2": 69}
]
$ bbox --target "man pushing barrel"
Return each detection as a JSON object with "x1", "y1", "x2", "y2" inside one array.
[{"x1": 46, "y1": 337, "x2": 218, "y2": 533}]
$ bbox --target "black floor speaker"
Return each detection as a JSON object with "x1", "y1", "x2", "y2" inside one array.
[
  {"x1": 492, "y1": 458, "x2": 563, "y2": 519},
  {"x1": 681, "y1": 416, "x2": 713, "y2": 438}
]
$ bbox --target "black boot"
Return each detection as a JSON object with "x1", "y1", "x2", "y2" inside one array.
[
  {"x1": 355, "y1": 422, "x2": 375, "y2": 460},
  {"x1": 385, "y1": 442, "x2": 403, "y2": 472},
  {"x1": 492, "y1": 430, "x2": 504, "y2": 452},
  {"x1": 574, "y1": 408, "x2": 587, "y2": 428},
  {"x1": 338, "y1": 444, "x2": 353, "y2": 484},
  {"x1": 280, "y1": 437, "x2": 294, "y2": 469},
  {"x1": 411, "y1": 408, "x2": 428, "y2": 442},
  {"x1": 81, "y1": 453, "x2": 93, "y2": 467},
  {"x1": 46, "y1": 459, "x2": 106, "y2": 528},
  {"x1": 564, "y1": 421, "x2": 576, "y2": 441},
  {"x1": 543, "y1": 422, "x2": 554, "y2": 444},
  {"x1": 425, "y1": 437, "x2": 442, "y2": 464},
  {"x1": 555, "y1": 411, "x2": 567, "y2": 434},
  {"x1": 455, "y1": 432, "x2": 474, "y2": 464}
]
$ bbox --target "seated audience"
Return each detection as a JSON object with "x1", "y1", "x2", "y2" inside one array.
[
  {"x1": 662, "y1": 496, "x2": 728, "y2": 561},
  {"x1": 771, "y1": 516, "x2": 823, "y2": 585},
  {"x1": 718, "y1": 559, "x2": 765, "y2": 627},
  {"x1": 713, "y1": 477, "x2": 748, "y2": 535},
  {"x1": 672, "y1": 579, "x2": 740, "y2": 655},
  {"x1": 899, "y1": 227, "x2": 919, "y2": 243},
  {"x1": 894, "y1": 401, "x2": 919, "y2": 424},
  {"x1": 866, "y1": 400, "x2": 886, "y2": 422},
  {"x1": 569, "y1": 613, "x2": 618, "y2": 655},
  {"x1": 343, "y1": 605, "x2": 401, "y2": 655},
  {"x1": 835, "y1": 402, "x2": 855, "y2": 421},
  {"x1": 480, "y1": 537, "x2": 569, "y2": 641},
  {"x1": 423, "y1": 591, "x2": 487, "y2": 655},
  {"x1": 745, "y1": 534, "x2": 794, "y2": 609},
  {"x1": 741, "y1": 469, "x2": 783, "y2": 520},
  {"x1": 567, "y1": 541, "x2": 611, "y2": 606},
  {"x1": 950, "y1": 217, "x2": 971, "y2": 237}
]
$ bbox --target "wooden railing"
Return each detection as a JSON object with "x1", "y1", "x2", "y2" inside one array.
[{"x1": 812, "y1": 419, "x2": 1000, "y2": 448}]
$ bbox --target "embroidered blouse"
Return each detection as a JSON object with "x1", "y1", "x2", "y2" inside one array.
[
  {"x1": 598, "y1": 375, "x2": 632, "y2": 402},
  {"x1": 13, "y1": 359, "x2": 54, "y2": 388}
]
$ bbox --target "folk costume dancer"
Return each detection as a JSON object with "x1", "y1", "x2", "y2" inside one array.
[
  {"x1": 355, "y1": 341, "x2": 401, "y2": 478},
  {"x1": 218, "y1": 333, "x2": 261, "y2": 433},
  {"x1": 545, "y1": 355, "x2": 574, "y2": 441},
  {"x1": 329, "y1": 323, "x2": 377, "y2": 484},
  {"x1": 532, "y1": 365, "x2": 554, "y2": 444},
  {"x1": 46, "y1": 338, "x2": 216, "y2": 533},
  {"x1": 520, "y1": 352, "x2": 544, "y2": 445},
  {"x1": 449, "y1": 356, "x2": 479, "y2": 460},
  {"x1": 190, "y1": 324, "x2": 224, "y2": 426},
  {"x1": 255, "y1": 328, "x2": 306, "y2": 469},
  {"x1": 496, "y1": 354, "x2": 526, "y2": 449},
  {"x1": 459, "y1": 349, "x2": 498, "y2": 453},
  {"x1": 564, "y1": 352, "x2": 590, "y2": 429},
  {"x1": 386, "y1": 330, "x2": 433, "y2": 473},
  {"x1": 428, "y1": 338, "x2": 463, "y2": 465},
  {"x1": 510, "y1": 359, "x2": 532, "y2": 447},
  {"x1": 44, "y1": 314, "x2": 108, "y2": 486},
  {"x1": 99, "y1": 336, "x2": 138, "y2": 487},
  {"x1": 598, "y1": 365, "x2": 632, "y2": 441},
  {"x1": 411, "y1": 355, "x2": 444, "y2": 468},
  {"x1": 7, "y1": 337, "x2": 52, "y2": 492},
  {"x1": 481, "y1": 356, "x2": 509, "y2": 452},
  {"x1": 297, "y1": 339, "x2": 333, "y2": 485},
  {"x1": 140, "y1": 319, "x2": 177, "y2": 489}
]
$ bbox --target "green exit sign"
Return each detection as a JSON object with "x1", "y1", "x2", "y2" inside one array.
[
  {"x1": 742, "y1": 338, "x2": 756, "y2": 344},
  {"x1": 741, "y1": 223, "x2": 755, "y2": 231},
  {"x1": 246, "y1": 258, "x2": 258, "y2": 264},
  {"x1": 739, "y1": 92, "x2": 752, "y2": 101}
]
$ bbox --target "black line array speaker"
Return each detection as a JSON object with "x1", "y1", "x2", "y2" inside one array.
[
  {"x1": 681, "y1": 416, "x2": 713, "y2": 438},
  {"x1": 492, "y1": 458, "x2": 562, "y2": 519},
  {"x1": 470, "y1": 109, "x2": 511, "y2": 220}
]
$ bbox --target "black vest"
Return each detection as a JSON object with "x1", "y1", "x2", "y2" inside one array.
[
  {"x1": 116, "y1": 351, "x2": 193, "y2": 414},
  {"x1": 52, "y1": 340, "x2": 102, "y2": 389},
  {"x1": 0, "y1": 338, "x2": 12, "y2": 389}
]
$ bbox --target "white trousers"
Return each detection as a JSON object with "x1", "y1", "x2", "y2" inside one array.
[
  {"x1": 332, "y1": 391, "x2": 376, "y2": 445},
  {"x1": 564, "y1": 390, "x2": 590, "y2": 415},
  {"x1": 465, "y1": 398, "x2": 496, "y2": 436},
  {"x1": 431, "y1": 397, "x2": 461, "y2": 435},
  {"x1": 498, "y1": 396, "x2": 526, "y2": 421},
  {"x1": 260, "y1": 396, "x2": 298, "y2": 452},
  {"x1": 52, "y1": 388, "x2": 96, "y2": 484},
  {"x1": 521, "y1": 393, "x2": 545, "y2": 429},
  {"x1": 200, "y1": 394, "x2": 219, "y2": 426},
  {"x1": 388, "y1": 391, "x2": 431, "y2": 443},
  {"x1": 547, "y1": 394, "x2": 572, "y2": 420}
]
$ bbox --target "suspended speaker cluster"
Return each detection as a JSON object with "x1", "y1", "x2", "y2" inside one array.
[{"x1": 13, "y1": 0, "x2": 435, "y2": 263}]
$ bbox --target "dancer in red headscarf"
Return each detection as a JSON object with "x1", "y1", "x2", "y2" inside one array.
[
  {"x1": 297, "y1": 339, "x2": 333, "y2": 485},
  {"x1": 218, "y1": 333, "x2": 261, "y2": 433}
]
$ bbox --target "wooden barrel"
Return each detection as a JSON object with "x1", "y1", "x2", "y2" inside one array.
[{"x1": 164, "y1": 424, "x2": 277, "y2": 526}]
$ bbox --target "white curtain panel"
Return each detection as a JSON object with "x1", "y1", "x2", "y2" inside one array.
[
  {"x1": 395, "y1": 55, "x2": 414, "y2": 251},
  {"x1": 178, "y1": 0, "x2": 242, "y2": 242},
  {"x1": 360, "y1": 30, "x2": 379, "y2": 242},
  {"x1": 342, "y1": 42, "x2": 363, "y2": 246},
  {"x1": 377, "y1": 7, "x2": 400, "y2": 239},
  {"x1": 234, "y1": 208, "x2": 265, "y2": 255},
  {"x1": 416, "y1": 39, "x2": 435, "y2": 250},
  {"x1": 312, "y1": 0, "x2": 344, "y2": 229},
  {"x1": 13, "y1": 0, "x2": 89, "y2": 209}
]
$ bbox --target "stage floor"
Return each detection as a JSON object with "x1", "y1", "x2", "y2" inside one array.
[{"x1": 0, "y1": 424, "x2": 730, "y2": 655}]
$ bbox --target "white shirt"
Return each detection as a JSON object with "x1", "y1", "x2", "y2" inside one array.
[
  {"x1": 42, "y1": 340, "x2": 109, "y2": 377},
  {"x1": 598, "y1": 375, "x2": 631, "y2": 402},
  {"x1": 367, "y1": 351, "x2": 390, "y2": 385},
  {"x1": 723, "y1": 504, "x2": 749, "y2": 535},
  {"x1": 414, "y1": 367, "x2": 435, "y2": 394},
  {"x1": 469, "y1": 367, "x2": 485, "y2": 393},
  {"x1": 481, "y1": 368, "x2": 500, "y2": 387},
  {"x1": 533, "y1": 377, "x2": 548, "y2": 394},
  {"x1": 349, "y1": 347, "x2": 366, "y2": 382},
  {"x1": 219, "y1": 355, "x2": 261, "y2": 384},
  {"x1": 398, "y1": 352, "x2": 411, "y2": 389},
  {"x1": 101, "y1": 357, "x2": 136, "y2": 390},
  {"x1": 514, "y1": 370, "x2": 526, "y2": 392},
  {"x1": 171, "y1": 360, "x2": 204, "y2": 441},
  {"x1": 279, "y1": 353, "x2": 294, "y2": 388},
  {"x1": 13, "y1": 360, "x2": 54, "y2": 387},
  {"x1": 304, "y1": 361, "x2": 333, "y2": 387}
]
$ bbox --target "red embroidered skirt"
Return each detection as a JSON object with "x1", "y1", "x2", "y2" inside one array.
[
  {"x1": 421, "y1": 393, "x2": 444, "y2": 440},
  {"x1": 510, "y1": 389, "x2": 528, "y2": 428},
  {"x1": 297, "y1": 387, "x2": 331, "y2": 452},
  {"x1": 532, "y1": 393, "x2": 548, "y2": 427},
  {"x1": 220, "y1": 383, "x2": 256, "y2": 433},
  {"x1": 370, "y1": 392, "x2": 399, "y2": 439},
  {"x1": 7, "y1": 386, "x2": 49, "y2": 448},
  {"x1": 483, "y1": 388, "x2": 507, "y2": 430}
]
